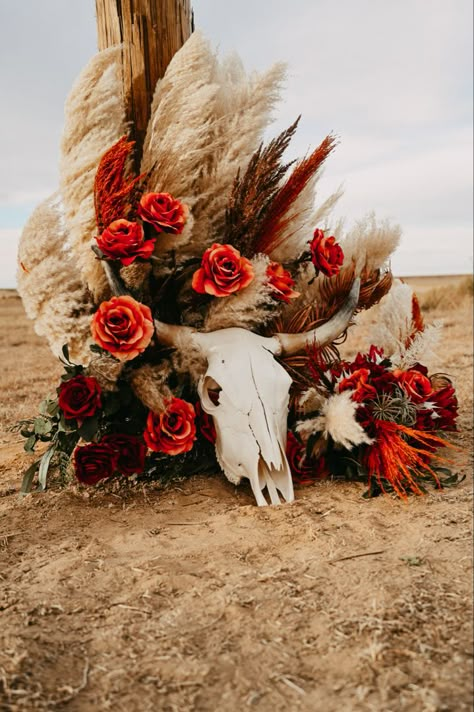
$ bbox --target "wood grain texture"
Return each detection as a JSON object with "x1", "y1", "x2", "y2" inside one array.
[{"x1": 95, "y1": 0, "x2": 194, "y2": 156}]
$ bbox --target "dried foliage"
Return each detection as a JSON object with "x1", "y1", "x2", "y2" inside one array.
[
  {"x1": 94, "y1": 137, "x2": 143, "y2": 232},
  {"x1": 59, "y1": 47, "x2": 127, "y2": 298},
  {"x1": 17, "y1": 195, "x2": 95, "y2": 363},
  {"x1": 254, "y1": 134, "x2": 337, "y2": 256},
  {"x1": 224, "y1": 119, "x2": 299, "y2": 255}
]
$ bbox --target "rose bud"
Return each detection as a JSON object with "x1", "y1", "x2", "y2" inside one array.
[
  {"x1": 138, "y1": 192, "x2": 188, "y2": 234},
  {"x1": 91, "y1": 296, "x2": 154, "y2": 362},
  {"x1": 58, "y1": 375, "x2": 102, "y2": 421},
  {"x1": 95, "y1": 219, "x2": 155, "y2": 266},
  {"x1": 192, "y1": 243, "x2": 254, "y2": 297},
  {"x1": 144, "y1": 398, "x2": 197, "y2": 456},
  {"x1": 309, "y1": 228, "x2": 344, "y2": 278},
  {"x1": 101, "y1": 434, "x2": 147, "y2": 476},
  {"x1": 266, "y1": 261, "x2": 300, "y2": 303},
  {"x1": 73, "y1": 442, "x2": 118, "y2": 486}
]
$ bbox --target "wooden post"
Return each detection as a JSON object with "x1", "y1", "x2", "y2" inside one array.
[{"x1": 95, "y1": 0, "x2": 194, "y2": 155}]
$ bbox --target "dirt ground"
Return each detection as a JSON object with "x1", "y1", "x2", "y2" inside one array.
[{"x1": 0, "y1": 277, "x2": 472, "y2": 712}]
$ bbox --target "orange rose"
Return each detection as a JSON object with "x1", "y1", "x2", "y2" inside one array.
[
  {"x1": 310, "y1": 228, "x2": 344, "y2": 277},
  {"x1": 91, "y1": 296, "x2": 154, "y2": 362},
  {"x1": 338, "y1": 368, "x2": 378, "y2": 402},
  {"x1": 394, "y1": 369, "x2": 433, "y2": 403},
  {"x1": 96, "y1": 219, "x2": 155, "y2": 265},
  {"x1": 192, "y1": 243, "x2": 254, "y2": 297},
  {"x1": 144, "y1": 398, "x2": 197, "y2": 456},
  {"x1": 138, "y1": 192, "x2": 188, "y2": 234},
  {"x1": 266, "y1": 261, "x2": 300, "y2": 303}
]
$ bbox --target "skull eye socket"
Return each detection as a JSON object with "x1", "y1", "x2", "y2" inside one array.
[{"x1": 200, "y1": 376, "x2": 222, "y2": 411}]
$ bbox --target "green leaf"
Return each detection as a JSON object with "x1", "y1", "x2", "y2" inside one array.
[
  {"x1": 89, "y1": 343, "x2": 104, "y2": 355},
  {"x1": 24, "y1": 435, "x2": 37, "y2": 453},
  {"x1": 46, "y1": 401, "x2": 60, "y2": 417},
  {"x1": 20, "y1": 460, "x2": 40, "y2": 495},
  {"x1": 78, "y1": 414, "x2": 100, "y2": 443},
  {"x1": 34, "y1": 417, "x2": 52, "y2": 436},
  {"x1": 37, "y1": 445, "x2": 57, "y2": 491},
  {"x1": 62, "y1": 344, "x2": 70, "y2": 363}
]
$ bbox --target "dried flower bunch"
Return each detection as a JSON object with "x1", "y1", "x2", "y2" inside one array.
[{"x1": 17, "y1": 33, "x2": 459, "y2": 500}]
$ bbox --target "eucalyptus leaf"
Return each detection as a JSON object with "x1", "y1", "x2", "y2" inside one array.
[
  {"x1": 37, "y1": 445, "x2": 57, "y2": 491},
  {"x1": 24, "y1": 435, "x2": 37, "y2": 453},
  {"x1": 20, "y1": 460, "x2": 40, "y2": 495},
  {"x1": 34, "y1": 417, "x2": 52, "y2": 436}
]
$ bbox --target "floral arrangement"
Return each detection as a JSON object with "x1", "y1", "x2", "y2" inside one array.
[{"x1": 17, "y1": 33, "x2": 460, "y2": 501}]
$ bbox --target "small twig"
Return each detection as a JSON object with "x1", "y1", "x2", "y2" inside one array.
[{"x1": 329, "y1": 549, "x2": 385, "y2": 564}]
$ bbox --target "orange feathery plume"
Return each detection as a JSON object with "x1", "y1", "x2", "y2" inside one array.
[
  {"x1": 404, "y1": 293, "x2": 425, "y2": 348},
  {"x1": 94, "y1": 136, "x2": 144, "y2": 232},
  {"x1": 364, "y1": 420, "x2": 456, "y2": 499},
  {"x1": 254, "y1": 134, "x2": 337, "y2": 255}
]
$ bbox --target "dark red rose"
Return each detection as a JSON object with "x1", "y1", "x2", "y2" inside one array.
[
  {"x1": 195, "y1": 402, "x2": 217, "y2": 444},
  {"x1": 101, "y1": 434, "x2": 147, "y2": 476},
  {"x1": 309, "y1": 229, "x2": 344, "y2": 277},
  {"x1": 286, "y1": 432, "x2": 328, "y2": 485},
  {"x1": 138, "y1": 192, "x2": 188, "y2": 234},
  {"x1": 96, "y1": 219, "x2": 155, "y2": 266},
  {"x1": 266, "y1": 261, "x2": 300, "y2": 303},
  {"x1": 58, "y1": 375, "x2": 102, "y2": 421},
  {"x1": 192, "y1": 243, "x2": 254, "y2": 297},
  {"x1": 338, "y1": 368, "x2": 378, "y2": 403},
  {"x1": 394, "y1": 368, "x2": 433, "y2": 403},
  {"x1": 91, "y1": 295, "x2": 154, "y2": 362},
  {"x1": 144, "y1": 398, "x2": 197, "y2": 455},
  {"x1": 73, "y1": 442, "x2": 118, "y2": 486}
]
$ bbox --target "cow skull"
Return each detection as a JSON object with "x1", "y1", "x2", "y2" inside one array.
[{"x1": 154, "y1": 279, "x2": 360, "y2": 506}]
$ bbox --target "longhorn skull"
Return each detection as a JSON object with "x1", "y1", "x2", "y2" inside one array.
[{"x1": 154, "y1": 279, "x2": 360, "y2": 506}]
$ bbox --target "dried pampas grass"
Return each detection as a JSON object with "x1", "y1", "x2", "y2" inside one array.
[
  {"x1": 371, "y1": 279, "x2": 441, "y2": 369},
  {"x1": 141, "y1": 31, "x2": 286, "y2": 266},
  {"x1": 296, "y1": 391, "x2": 373, "y2": 450},
  {"x1": 342, "y1": 213, "x2": 401, "y2": 276},
  {"x1": 60, "y1": 47, "x2": 127, "y2": 299},
  {"x1": 129, "y1": 363, "x2": 172, "y2": 414},
  {"x1": 17, "y1": 194, "x2": 94, "y2": 363},
  {"x1": 204, "y1": 254, "x2": 276, "y2": 332}
]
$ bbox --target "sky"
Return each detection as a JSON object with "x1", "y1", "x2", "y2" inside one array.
[{"x1": 0, "y1": 0, "x2": 472, "y2": 287}]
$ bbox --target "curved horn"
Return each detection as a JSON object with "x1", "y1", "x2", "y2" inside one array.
[{"x1": 273, "y1": 278, "x2": 360, "y2": 356}]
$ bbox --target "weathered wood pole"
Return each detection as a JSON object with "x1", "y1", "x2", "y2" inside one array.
[{"x1": 95, "y1": 0, "x2": 194, "y2": 153}]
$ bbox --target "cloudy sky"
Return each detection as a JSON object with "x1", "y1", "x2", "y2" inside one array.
[{"x1": 0, "y1": 0, "x2": 472, "y2": 287}]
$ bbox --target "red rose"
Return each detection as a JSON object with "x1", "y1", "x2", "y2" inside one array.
[
  {"x1": 58, "y1": 375, "x2": 102, "y2": 421},
  {"x1": 138, "y1": 192, "x2": 188, "y2": 234},
  {"x1": 195, "y1": 401, "x2": 217, "y2": 444},
  {"x1": 73, "y1": 442, "x2": 118, "y2": 486},
  {"x1": 101, "y1": 434, "x2": 147, "y2": 476},
  {"x1": 266, "y1": 262, "x2": 300, "y2": 303},
  {"x1": 96, "y1": 219, "x2": 155, "y2": 266},
  {"x1": 144, "y1": 398, "x2": 197, "y2": 456},
  {"x1": 91, "y1": 296, "x2": 154, "y2": 362},
  {"x1": 309, "y1": 228, "x2": 344, "y2": 277},
  {"x1": 338, "y1": 368, "x2": 378, "y2": 403},
  {"x1": 286, "y1": 432, "x2": 328, "y2": 485},
  {"x1": 394, "y1": 369, "x2": 433, "y2": 403},
  {"x1": 192, "y1": 243, "x2": 254, "y2": 297}
]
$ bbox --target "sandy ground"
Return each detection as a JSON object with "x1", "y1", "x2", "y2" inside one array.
[{"x1": 0, "y1": 277, "x2": 472, "y2": 712}]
